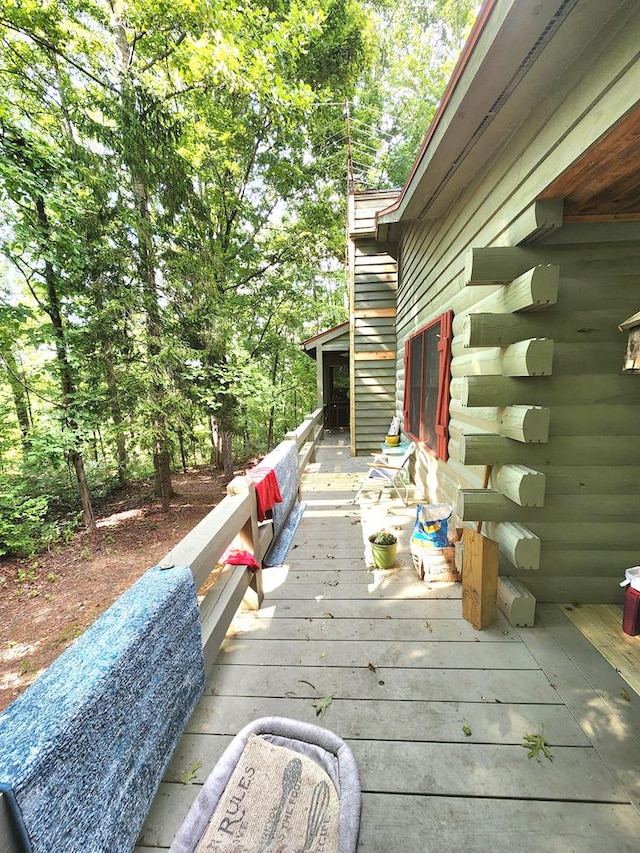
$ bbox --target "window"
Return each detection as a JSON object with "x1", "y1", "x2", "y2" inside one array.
[{"x1": 402, "y1": 311, "x2": 453, "y2": 459}]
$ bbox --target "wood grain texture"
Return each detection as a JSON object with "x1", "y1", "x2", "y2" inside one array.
[
  {"x1": 451, "y1": 338, "x2": 554, "y2": 378},
  {"x1": 357, "y1": 794, "x2": 640, "y2": 853},
  {"x1": 484, "y1": 521, "x2": 540, "y2": 571},
  {"x1": 136, "y1": 439, "x2": 640, "y2": 852},
  {"x1": 462, "y1": 528, "x2": 499, "y2": 630},
  {"x1": 563, "y1": 604, "x2": 640, "y2": 696},
  {"x1": 491, "y1": 464, "x2": 546, "y2": 506}
]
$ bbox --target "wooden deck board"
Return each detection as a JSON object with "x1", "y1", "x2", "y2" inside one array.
[
  {"x1": 228, "y1": 614, "x2": 518, "y2": 642},
  {"x1": 358, "y1": 794, "x2": 640, "y2": 852},
  {"x1": 135, "y1": 435, "x2": 640, "y2": 851},
  {"x1": 253, "y1": 597, "x2": 465, "y2": 618},
  {"x1": 262, "y1": 578, "x2": 464, "y2": 600},
  {"x1": 216, "y1": 637, "x2": 538, "y2": 668},
  {"x1": 139, "y1": 787, "x2": 640, "y2": 852},
  {"x1": 204, "y1": 663, "x2": 563, "y2": 703},
  {"x1": 162, "y1": 734, "x2": 618, "y2": 800},
  {"x1": 519, "y1": 605, "x2": 640, "y2": 804},
  {"x1": 563, "y1": 602, "x2": 640, "y2": 696},
  {"x1": 352, "y1": 739, "x2": 627, "y2": 801},
  {"x1": 186, "y1": 695, "x2": 590, "y2": 746}
]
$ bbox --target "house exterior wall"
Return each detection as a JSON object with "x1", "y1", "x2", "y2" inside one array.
[
  {"x1": 393, "y1": 5, "x2": 640, "y2": 603},
  {"x1": 348, "y1": 190, "x2": 399, "y2": 455}
]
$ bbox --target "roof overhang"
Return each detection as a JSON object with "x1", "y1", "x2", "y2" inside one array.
[
  {"x1": 302, "y1": 322, "x2": 350, "y2": 359},
  {"x1": 376, "y1": 0, "x2": 631, "y2": 241}
]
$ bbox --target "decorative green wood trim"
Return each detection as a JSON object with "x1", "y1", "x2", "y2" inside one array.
[
  {"x1": 459, "y1": 433, "x2": 640, "y2": 466},
  {"x1": 499, "y1": 405, "x2": 550, "y2": 443},
  {"x1": 491, "y1": 464, "x2": 546, "y2": 506},
  {"x1": 458, "y1": 374, "x2": 636, "y2": 407},
  {"x1": 460, "y1": 308, "x2": 622, "y2": 347},
  {"x1": 464, "y1": 247, "x2": 543, "y2": 285},
  {"x1": 451, "y1": 338, "x2": 554, "y2": 377},
  {"x1": 484, "y1": 521, "x2": 540, "y2": 571},
  {"x1": 458, "y1": 491, "x2": 637, "y2": 523},
  {"x1": 495, "y1": 199, "x2": 564, "y2": 246}
]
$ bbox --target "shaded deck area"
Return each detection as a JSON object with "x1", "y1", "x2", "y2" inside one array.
[{"x1": 137, "y1": 433, "x2": 640, "y2": 851}]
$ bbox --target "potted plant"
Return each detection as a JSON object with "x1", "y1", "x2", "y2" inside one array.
[{"x1": 368, "y1": 530, "x2": 398, "y2": 569}]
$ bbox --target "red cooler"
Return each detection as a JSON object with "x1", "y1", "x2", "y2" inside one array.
[{"x1": 622, "y1": 585, "x2": 640, "y2": 636}]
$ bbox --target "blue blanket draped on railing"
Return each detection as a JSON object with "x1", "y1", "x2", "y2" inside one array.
[{"x1": 0, "y1": 565, "x2": 205, "y2": 853}]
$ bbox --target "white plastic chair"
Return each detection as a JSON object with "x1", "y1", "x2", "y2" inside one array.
[{"x1": 353, "y1": 441, "x2": 416, "y2": 504}]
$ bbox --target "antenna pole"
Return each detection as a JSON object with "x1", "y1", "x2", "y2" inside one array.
[{"x1": 345, "y1": 98, "x2": 355, "y2": 193}]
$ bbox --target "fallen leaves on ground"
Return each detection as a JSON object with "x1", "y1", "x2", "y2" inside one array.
[
  {"x1": 521, "y1": 733, "x2": 553, "y2": 763},
  {"x1": 312, "y1": 695, "x2": 333, "y2": 716},
  {"x1": 180, "y1": 761, "x2": 202, "y2": 784}
]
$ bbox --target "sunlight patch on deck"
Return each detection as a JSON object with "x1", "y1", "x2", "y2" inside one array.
[{"x1": 260, "y1": 564, "x2": 290, "y2": 593}]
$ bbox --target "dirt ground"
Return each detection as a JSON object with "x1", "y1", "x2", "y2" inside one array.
[{"x1": 0, "y1": 467, "x2": 231, "y2": 712}]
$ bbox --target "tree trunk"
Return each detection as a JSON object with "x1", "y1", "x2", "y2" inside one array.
[
  {"x1": 99, "y1": 324, "x2": 128, "y2": 486},
  {"x1": 242, "y1": 406, "x2": 249, "y2": 454},
  {"x1": 221, "y1": 431, "x2": 234, "y2": 480},
  {"x1": 177, "y1": 427, "x2": 188, "y2": 473},
  {"x1": 35, "y1": 196, "x2": 96, "y2": 531},
  {"x1": 191, "y1": 432, "x2": 198, "y2": 468},
  {"x1": 113, "y1": 20, "x2": 174, "y2": 510},
  {"x1": 266, "y1": 350, "x2": 279, "y2": 451},
  {"x1": 153, "y1": 445, "x2": 173, "y2": 511},
  {"x1": 209, "y1": 415, "x2": 219, "y2": 466},
  {"x1": 0, "y1": 343, "x2": 31, "y2": 453},
  {"x1": 70, "y1": 449, "x2": 96, "y2": 530}
]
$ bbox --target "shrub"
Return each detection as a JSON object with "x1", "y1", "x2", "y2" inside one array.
[{"x1": 0, "y1": 488, "x2": 57, "y2": 557}]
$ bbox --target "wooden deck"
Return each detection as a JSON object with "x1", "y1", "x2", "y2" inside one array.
[
  {"x1": 136, "y1": 433, "x2": 640, "y2": 851},
  {"x1": 563, "y1": 603, "x2": 640, "y2": 698}
]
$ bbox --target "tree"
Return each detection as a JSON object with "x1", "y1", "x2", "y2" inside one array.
[
  {"x1": 0, "y1": 122, "x2": 99, "y2": 529},
  {"x1": 350, "y1": 0, "x2": 478, "y2": 188},
  {"x1": 0, "y1": 298, "x2": 33, "y2": 454},
  {"x1": 0, "y1": 0, "x2": 372, "y2": 513}
]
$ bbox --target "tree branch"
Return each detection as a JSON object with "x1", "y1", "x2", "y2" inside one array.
[
  {"x1": 248, "y1": 298, "x2": 287, "y2": 358},
  {"x1": 0, "y1": 18, "x2": 117, "y2": 91}
]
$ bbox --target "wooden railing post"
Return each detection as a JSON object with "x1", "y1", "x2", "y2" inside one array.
[{"x1": 226, "y1": 477, "x2": 263, "y2": 608}]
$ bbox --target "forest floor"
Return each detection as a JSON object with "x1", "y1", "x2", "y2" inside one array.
[{"x1": 0, "y1": 466, "x2": 232, "y2": 712}]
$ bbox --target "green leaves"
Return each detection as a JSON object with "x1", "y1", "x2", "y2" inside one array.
[
  {"x1": 312, "y1": 695, "x2": 334, "y2": 716},
  {"x1": 521, "y1": 733, "x2": 553, "y2": 764},
  {"x1": 179, "y1": 760, "x2": 202, "y2": 784},
  {"x1": 0, "y1": 0, "x2": 370, "y2": 516}
]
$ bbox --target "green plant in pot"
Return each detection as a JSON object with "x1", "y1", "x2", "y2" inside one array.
[{"x1": 368, "y1": 530, "x2": 398, "y2": 569}]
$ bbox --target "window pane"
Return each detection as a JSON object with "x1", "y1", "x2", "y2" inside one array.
[
  {"x1": 408, "y1": 336, "x2": 422, "y2": 437},
  {"x1": 421, "y1": 321, "x2": 441, "y2": 449}
]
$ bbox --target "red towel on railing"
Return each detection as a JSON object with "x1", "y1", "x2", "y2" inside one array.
[
  {"x1": 222, "y1": 549, "x2": 261, "y2": 572},
  {"x1": 245, "y1": 465, "x2": 282, "y2": 522}
]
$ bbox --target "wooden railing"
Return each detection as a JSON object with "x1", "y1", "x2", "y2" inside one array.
[
  {"x1": 159, "y1": 407, "x2": 324, "y2": 671},
  {"x1": 285, "y1": 408, "x2": 326, "y2": 471},
  {"x1": 0, "y1": 409, "x2": 325, "y2": 852}
]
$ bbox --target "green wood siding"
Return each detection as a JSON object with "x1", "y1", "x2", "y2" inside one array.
[
  {"x1": 349, "y1": 191, "x2": 400, "y2": 454},
  {"x1": 393, "y1": 6, "x2": 640, "y2": 602}
]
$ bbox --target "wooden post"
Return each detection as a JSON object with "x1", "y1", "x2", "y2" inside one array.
[
  {"x1": 462, "y1": 528, "x2": 499, "y2": 630},
  {"x1": 226, "y1": 477, "x2": 263, "y2": 608}
]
